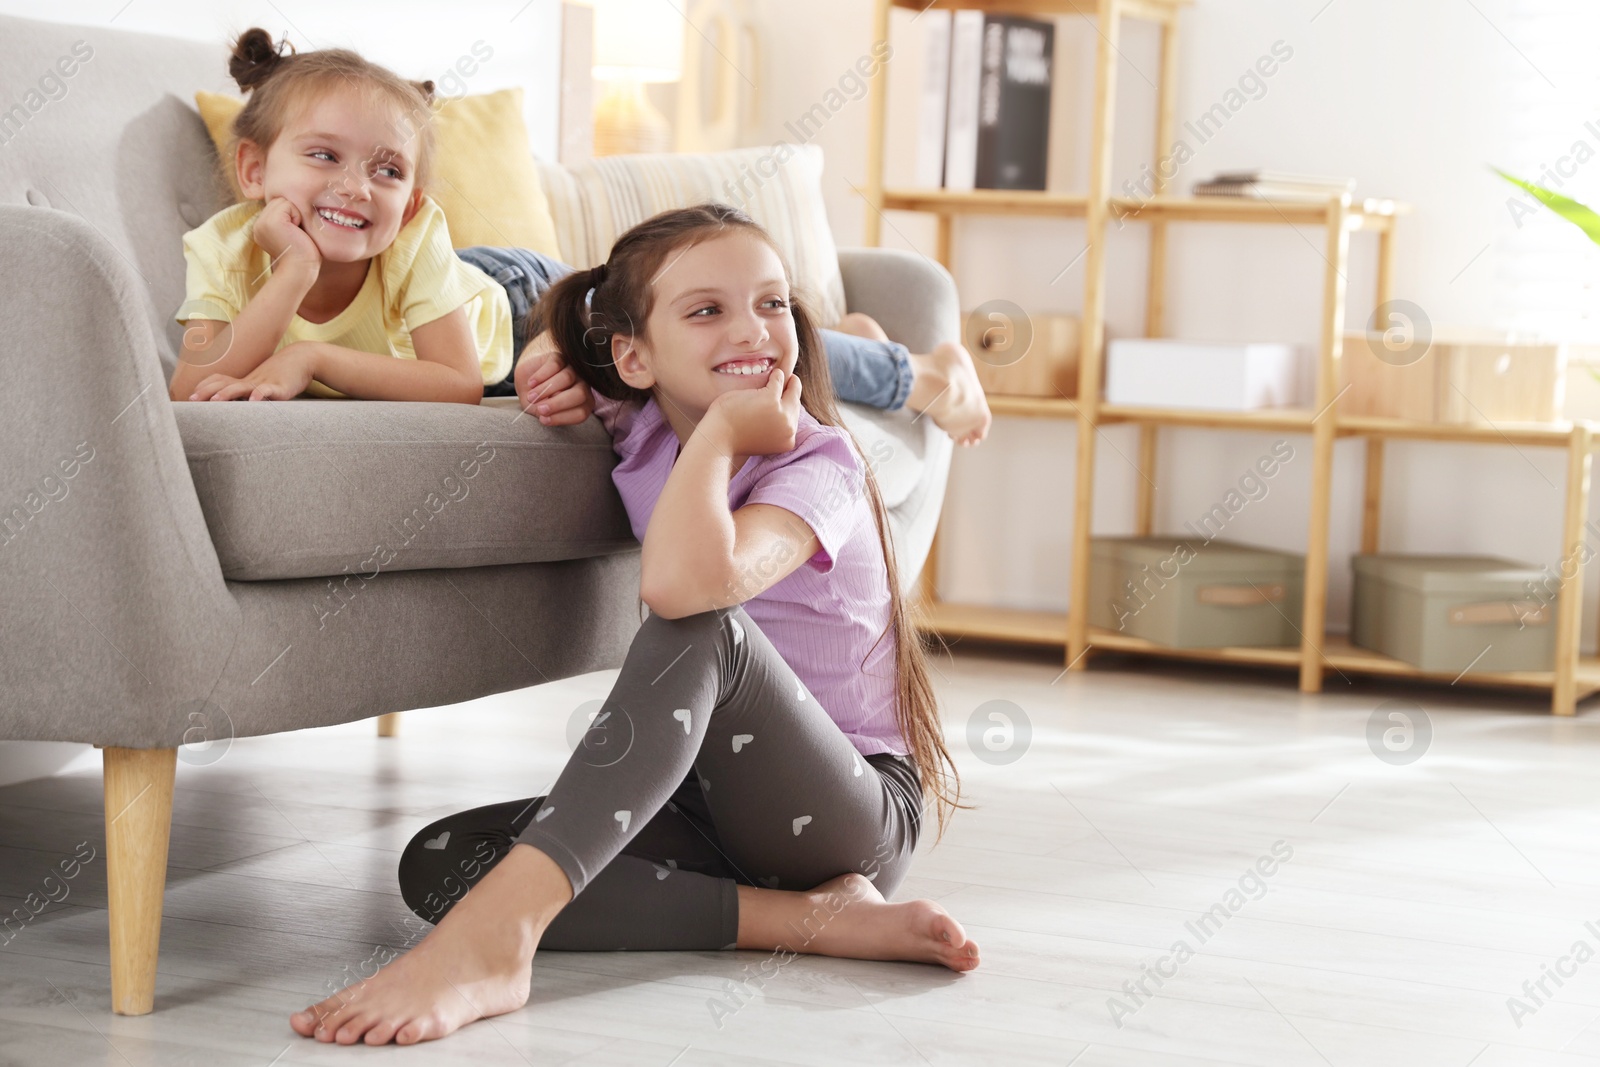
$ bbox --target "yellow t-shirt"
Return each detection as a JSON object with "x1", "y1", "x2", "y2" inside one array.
[{"x1": 175, "y1": 195, "x2": 513, "y2": 398}]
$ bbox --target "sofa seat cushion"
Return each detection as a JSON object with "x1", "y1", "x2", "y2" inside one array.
[{"x1": 176, "y1": 397, "x2": 638, "y2": 581}]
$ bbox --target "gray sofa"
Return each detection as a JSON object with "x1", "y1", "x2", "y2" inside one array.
[{"x1": 0, "y1": 14, "x2": 955, "y2": 1015}]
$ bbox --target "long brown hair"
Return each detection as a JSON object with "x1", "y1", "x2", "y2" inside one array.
[
  {"x1": 221, "y1": 28, "x2": 439, "y2": 195},
  {"x1": 536, "y1": 203, "x2": 968, "y2": 841}
]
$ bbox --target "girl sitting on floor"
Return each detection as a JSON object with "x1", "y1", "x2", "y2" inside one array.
[{"x1": 290, "y1": 202, "x2": 981, "y2": 1047}]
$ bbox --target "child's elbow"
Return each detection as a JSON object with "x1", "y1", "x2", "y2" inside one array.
[
  {"x1": 641, "y1": 593, "x2": 689, "y2": 620},
  {"x1": 640, "y1": 570, "x2": 727, "y2": 620},
  {"x1": 450, "y1": 374, "x2": 484, "y2": 405},
  {"x1": 639, "y1": 575, "x2": 689, "y2": 619}
]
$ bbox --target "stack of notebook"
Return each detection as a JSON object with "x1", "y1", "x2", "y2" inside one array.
[{"x1": 1192, "y1": 170, "x2": 1355, "y2": 201}]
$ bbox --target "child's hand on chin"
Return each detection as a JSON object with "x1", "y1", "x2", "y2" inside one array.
[
  {"x1": 704, "y1": 367, "x2": 802, "y2": 457},
  {"x1": 252, "y1": 196, "x2": 323, "y2": 275}
]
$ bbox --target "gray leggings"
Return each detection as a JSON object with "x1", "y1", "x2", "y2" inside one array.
[{"x1": 397, "y1": 605, "x2": 925, "y2": 950}]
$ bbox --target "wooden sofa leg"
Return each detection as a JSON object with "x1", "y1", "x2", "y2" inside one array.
[
  {"x1": 376, "y1": 713, "x2": 400, "y2": 737},
  {"x1": 102, "y1": 746, "x2": 176, "y2": 1016}
]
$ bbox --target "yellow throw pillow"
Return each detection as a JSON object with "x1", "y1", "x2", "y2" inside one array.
[{"x1": 193, "y1": 87, "x2": 562, "y2": 258}]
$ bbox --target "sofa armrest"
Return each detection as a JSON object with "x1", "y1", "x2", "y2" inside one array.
[
  {"x1": 834, "y1": 247, "x2": 960, "y2": 596},
  {"x1": 0, "y1": 205, "x2": 238, "y2": 747},
  {"x1": 836, "y1": 246, "x2": 961, "y2": 351}
]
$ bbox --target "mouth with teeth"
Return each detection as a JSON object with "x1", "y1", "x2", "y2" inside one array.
[
  {"x1": 714, "y1": 357, "x2": 775, "y2": 377},
  {"x1": 315, "y1": 206, "x2": 369, "y2": 231}
]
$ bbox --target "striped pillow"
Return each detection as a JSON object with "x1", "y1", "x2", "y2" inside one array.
[{"x1": 535, "y1": 144, "x2": 847, "y2": 328}]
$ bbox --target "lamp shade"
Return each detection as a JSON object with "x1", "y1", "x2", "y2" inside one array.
[{"x1": 592, "y1": 0, "x2": 685, "y2": 82}]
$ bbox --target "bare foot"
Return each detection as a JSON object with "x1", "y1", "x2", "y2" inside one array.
[
  {"x1": 784, "y1": 872, "x2": 980, "y2": 972},
  {"x1": 909, "y1": 342, "x2": 992, "y2": 448},
  {"x1": 288, "y1": 845, "x2": 570, "y2": 1046}
]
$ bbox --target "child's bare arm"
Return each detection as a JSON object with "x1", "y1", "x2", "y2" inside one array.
[
  {"x1": 169, "y1": 259, "x2": 318, "y2": 400},
  {"x1": 189, "y1": 307, "x2": 484, "y2": 404},
  {"x1": 170, "y1": 197, "x2": 322, "y2": 401},
  {"x1": 313, "y1": 307, "x2": 483, "y2": 403},
  {"x1": 640, "y1": 370, "x2": 818, "y2": 619}
]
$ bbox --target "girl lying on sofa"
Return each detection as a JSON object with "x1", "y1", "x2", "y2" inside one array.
[{"x1": 169, "y1": 28, "x2": 992, "y2": 449}]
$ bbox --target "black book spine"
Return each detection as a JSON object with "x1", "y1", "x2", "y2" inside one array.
[{"x1": 975, "y1": 16, "x2": 1053, "y2": 191}]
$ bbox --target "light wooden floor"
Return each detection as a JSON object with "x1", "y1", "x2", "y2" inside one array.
[{"x1": 2, "y1": 644, "x2": 1599, "y2": 1065}]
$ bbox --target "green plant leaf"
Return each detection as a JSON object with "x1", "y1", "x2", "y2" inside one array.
[{"x1": 1495, "y1": 168, "x2": 1600, "y2": 245}]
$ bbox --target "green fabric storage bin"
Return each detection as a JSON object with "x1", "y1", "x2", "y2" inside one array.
[
  {"x1": 1350, "y1": 554, "x2": 1554, "y2": 672},
  {"x1": 1088, "y1": 537, "x2": 1305, "y2": 648}
]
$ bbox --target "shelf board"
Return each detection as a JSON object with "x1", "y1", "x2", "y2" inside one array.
[
  {"x1": 1085, "y1": 629, "x2": 1600, "y2": 700},
  {"x1": 1335, "y1": 414, "x2": 1597, "y2": 449},
  {"x1": 1097, "y1": 404, "x2": 1317, "y2": 432},
  {"x1": 879, "y1": 189, "x2": 1406, "y2": 230},
  {"x1": 973, "y1": 401, "x2": 1600, "y2": 448},
  {"x1": 889, "y1": 0, "x2": 1190, "y2": 19},
  {"x1": 1111, "y1": 195, "x2": 1408, "y2": 228},
  {"x1": 988, "y1": 394, "x2": 1082, "y2": 419},
  {"x1": 918, "y1": 601, "x2": 1069, "y2": 645},
  {"x1": 1086, "y1": 628, "x2": 1302, "y2": 667},
  {"x1": 881, "y1": 188, "x2": 1088, "y2": 217},
  {"x1": 1317, "y1": 636, "x2": 1600, "y2": 698}
]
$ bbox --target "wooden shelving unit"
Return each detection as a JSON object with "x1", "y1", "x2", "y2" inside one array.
[{"x1": 865, "y1": 0, "x2": 1600, "y2": 714}]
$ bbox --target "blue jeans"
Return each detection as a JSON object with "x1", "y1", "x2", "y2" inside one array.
[{"x1": 456, "y1": 246, "x2": 913, "y2": 408}]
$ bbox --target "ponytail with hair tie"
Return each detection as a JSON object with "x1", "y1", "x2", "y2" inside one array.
[{"x1": 534, "y1": 257, "x2": 644, "y2": 404}]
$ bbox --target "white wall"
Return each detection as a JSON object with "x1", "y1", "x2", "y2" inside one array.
[
  {"x1": 0, "y1": 0, "x2": 565, "y2": 158},
  {"x1": 744, "y1": 0, "x2": 1600, "y2": 644}
]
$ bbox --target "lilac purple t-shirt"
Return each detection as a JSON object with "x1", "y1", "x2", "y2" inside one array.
[{"x1": 592, "y1": 393, "x2": 906, "y2": 758}]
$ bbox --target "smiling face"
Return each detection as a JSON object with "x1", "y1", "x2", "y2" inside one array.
[
  {"x1": 236, "y1": 86, "x2": 424, "y2": 263},
  {"x1": 612, "y1": 229, "x2": 800, "y2": 428}
]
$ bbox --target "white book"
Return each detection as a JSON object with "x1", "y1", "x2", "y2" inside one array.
[
  {"x1": 943, "y1": 11, "x2": 984, "y2": 192},
  {"x1": 914, "y1": 11, "x2": 952, "y2": 189}
]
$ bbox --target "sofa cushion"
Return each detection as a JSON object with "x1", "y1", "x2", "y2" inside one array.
[
  {"x1": 176, "y1": 397, "x2": 637, "y2": 581},
  {"x1": 536, "y1": 144, "x2": 849, "y2": 328}
]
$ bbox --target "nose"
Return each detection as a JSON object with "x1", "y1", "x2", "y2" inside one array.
[
  {"x1": 335, "y1": 165, "x2": 372, "y2": 204},
  {"x1": 726, "y1": 305, "x2": 768, "y2": 348}
]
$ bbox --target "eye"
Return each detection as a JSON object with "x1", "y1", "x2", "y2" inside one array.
[
  {"x1": 763, "y1": 298, "x2": 791, "y2": 310},
  {"x1": 689, "y1": 304, "x2": 718, "y2": 318},
  {"x1": 309, "y1": 149, "x2": 335, "y2": 162},
  {"x1": 376, "y1": 163, "x2": 403, "y2": 180}
]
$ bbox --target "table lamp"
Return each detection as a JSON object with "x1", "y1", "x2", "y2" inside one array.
[{"x1": 592, "y1": 0, "x2": 684, "y2": 156}]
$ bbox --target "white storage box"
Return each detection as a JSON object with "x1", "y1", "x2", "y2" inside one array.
[{"x1": 1106, "y1": 339, "x2": 1305, "y2": 410}]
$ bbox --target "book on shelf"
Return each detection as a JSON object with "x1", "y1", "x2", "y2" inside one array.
[
  {"x1": 943, "y1": 11, "x2": 984, "y2": 192},
  {"x1": 921, "y1": 12, "x2": 1053, "y2": 193},
  {"x1": 914, "y1": 11, "x2": 952, "y2": 188},
  {"x1": 1211, "y1": 169, "x2": 1355, "y2": 189},
  {"x1": 975, "y1": 16, "x2": 1054, "y2": 191},
  {"x1": 1193, "y1": 170, "x2": 1355, "y2": 202}
]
